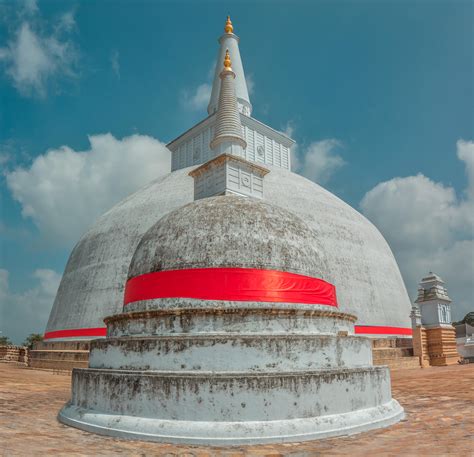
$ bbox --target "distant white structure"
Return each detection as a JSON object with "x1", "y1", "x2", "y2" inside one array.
[
  {"x1": 455, "y1": 323, "x2": 474, "y2": 360},
  {"x1": 411, "y1": 273, "x2": 459, "y2": 366},
  {"x1": 414, "y1": 272, "x2": 453, "y2": 328}
]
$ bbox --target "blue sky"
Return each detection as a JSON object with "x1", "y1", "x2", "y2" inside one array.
[{"x1": 0, "y1": 0, "x2": 473, "y2": 343}]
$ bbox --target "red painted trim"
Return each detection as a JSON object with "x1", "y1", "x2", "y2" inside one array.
[
  {"x1": 124, "y1": 268, "x2": 338, "y2": 307},
  {"x1": 354, "y1": 325, "x2": 412, "y2": 336},
  {"x1": 43, "y1": 324, "x2": 413, "y2": 340},
  {"x1": 44, "y1": 327, "x2": 107, "y2": 340}
]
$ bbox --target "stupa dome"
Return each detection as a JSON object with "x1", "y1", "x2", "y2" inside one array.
[
  {"x1": 45, "y1": 165, "x2": 412, "y2": 339},
  {"x1": 128, "y1": 195, "x2": 329, "y2": 281},
  {"x1": 123, "y1": 195, "x2": 339, "y2": 315}
]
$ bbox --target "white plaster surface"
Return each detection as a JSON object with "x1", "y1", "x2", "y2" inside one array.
[
  {"x1": 88, "y1": 334, "x2": 372, "y2": 371},
  {"x1": 127, "y1": 196, "x2": 331, "y2": 280},
  {"x1": 169, "y1": 114, "x2": 293, "y2": 172}
]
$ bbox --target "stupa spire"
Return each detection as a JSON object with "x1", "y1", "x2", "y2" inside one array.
[
  {"x1": 210, "y1": 49, "x2": 247, "y2": 152},
  {"x1": 208, "y1": 16, "x2": 252, "y2": 116}
]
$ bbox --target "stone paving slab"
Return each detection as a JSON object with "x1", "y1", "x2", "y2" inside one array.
[{"x1": 0, "y1": 363, "x2": 473, "y2": 456}]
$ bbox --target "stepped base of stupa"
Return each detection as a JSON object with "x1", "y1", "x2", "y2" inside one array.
[
  {"x1": 58, "y1": 307, "x2": 404, "y2": 445},
  {"x1": 59, "y1": 395, "x2": 403, "y2": 445}
]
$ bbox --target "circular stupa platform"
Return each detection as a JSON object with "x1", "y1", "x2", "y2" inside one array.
[{"x1": 58, "y1": 197, "x2": 404, "y2": 444}]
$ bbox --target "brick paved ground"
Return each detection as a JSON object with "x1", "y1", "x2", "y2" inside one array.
[{"x1": 0, "y1": 363, "x2": 472, "y2": 456}]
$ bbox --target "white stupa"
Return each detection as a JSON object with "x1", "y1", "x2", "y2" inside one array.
[
  {"x1": 44, "y1": 16, "x2": 412, "y2": 349},
  {"x1": 58, "y1": 33, "x2": 405, "y2": 445}
]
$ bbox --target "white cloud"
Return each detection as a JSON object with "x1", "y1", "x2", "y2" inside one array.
[
  {"x1": 110, "y1": 49, "x2": 120, "y2": 79},
  {"x1": 180, "y1": 60, "x2": 216, "y2": 111},
  {"x1": 57, "y1": 11, "x2": 75, "y2": 33},
  {"x1": 278, "y1": 123, "x2": 343, "y2": 181},
  {"x1": 297, "y1": 139, "x2": 346, "y2": 184},
  {"x1": 181, "y1": 62, "x2": 253, "y2": 113},
  {"x1": 360, "y1": 140, "x2": 474, "y2": 321},
  {"x1": 22, "y1": 0, "x2": 38, "y2": 15},
  {"x1": 246, "y1": 73, "x2": 255, "y2": 95},
  {"x1": 279, "y1": 121, "x2": 299, "y2": 171},
  {"x1": 0, "y1": 4, "x2": 78, "y2": 97},
  {"x1": 281, "y1": 121, "x2": 295, "y2": 138},
  {"x1": 0, "y1": 152, "x2": 11, "y2": 166},
  {"x1": 0, "y1": 268, "x2": 61, "y2": 345},
  {"x1": 6, "y1": 133, "x2": 171, "y2": 246},
  {"x1": 181, "y1": 83, "x2": 212, "y2": 111},
  {"x1": 457, "y1": 139, "x2": 474, "y2": 199}
]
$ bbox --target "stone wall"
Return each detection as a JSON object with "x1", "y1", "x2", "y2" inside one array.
[
  {"x1": 372, "y1": 338, "x2": 421, "y2": 370},
  {"x1": 412, "y1": 326, "x2": 459, "y2": 366},
  {"x1": 425, "y1": 327, "x2": 459, "y2": 366},
  {"x1": 0, "y1": 346, "x2": 28, "y2": 364},
  {"x1": 29, "y1": 340, "x2": 90, "y2": 371}
]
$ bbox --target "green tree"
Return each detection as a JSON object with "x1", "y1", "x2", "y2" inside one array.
[
  {"x1": 0, "y1": 336, "x2": 12, "y2": 346},
  {"x1": 453, "y1": 312, "x2": 474, "y2": 327},
  {"x1": 22, "y1": 333, "x2": 44, "y2": 349}
]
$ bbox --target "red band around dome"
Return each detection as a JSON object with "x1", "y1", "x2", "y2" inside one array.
[
  {"x1": 354, "y1": 325, "x2": 412, "y2": 336},
  {"x1": 123, "y1": 268, "x2": 338, "y2": 307},
  {"x1": 44, "y1": 327, "x2": 107, "y2": 340},
  {"x1": 43, "y1": 324, "x2": 413, "y2": 340}
]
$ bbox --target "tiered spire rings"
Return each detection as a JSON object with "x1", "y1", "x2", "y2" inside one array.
[{"x1": 210, "y1": 47, "x2": 246, "y2": 150}]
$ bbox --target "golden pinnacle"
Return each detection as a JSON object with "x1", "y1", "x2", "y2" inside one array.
[
  {"x1": 223, "y1": 49, "x2": 232, "y2": 71},
  {"x1": 224, "y1": 15, "x2": 233, "y2": 34}
]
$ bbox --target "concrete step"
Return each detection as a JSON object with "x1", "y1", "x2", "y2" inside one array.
[
  {"x1": 89, "y1": 334, "x2": 373, "y2": 372},
  {"x1": 68, "y1": 366, "x2": 393, "y2": 425}
]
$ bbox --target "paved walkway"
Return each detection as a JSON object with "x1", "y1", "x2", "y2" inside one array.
[{"x1": 0, "y1": 363, "x2": 473, "y2": 456}]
